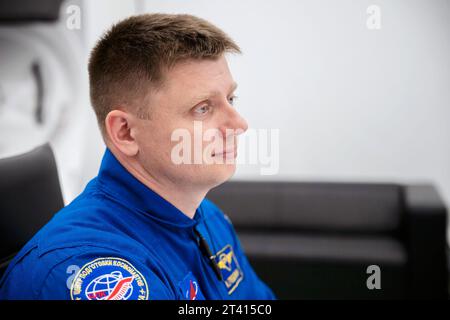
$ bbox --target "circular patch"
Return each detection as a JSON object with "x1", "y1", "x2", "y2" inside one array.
[{"x1": 70, "y1": 257, "x2": 149, "y2": 300}]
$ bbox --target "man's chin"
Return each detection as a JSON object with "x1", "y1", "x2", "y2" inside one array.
[{"x1": 203, "y1": 163, "x2": 237, "y2": 188}]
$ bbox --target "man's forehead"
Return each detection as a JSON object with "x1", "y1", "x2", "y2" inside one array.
[
  {"x1": 157, "y1": 57, "x2": 236, "y2": 102},
  {"x1": 167, "y1": 57, "x2": 232, "y2": 87}
]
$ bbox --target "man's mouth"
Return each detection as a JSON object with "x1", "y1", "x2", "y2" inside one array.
[{"x1": 212, "y1": 148, "x2": 237, "y2": 158}]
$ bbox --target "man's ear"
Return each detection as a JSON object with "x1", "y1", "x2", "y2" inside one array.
[{"x1": 105, "y1": 109, "x2": 139, "y2": 157}]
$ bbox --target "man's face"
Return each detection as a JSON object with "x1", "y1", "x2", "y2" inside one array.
[{"x1": 133, "y1": 55, "x2": 248, "y2": 190}]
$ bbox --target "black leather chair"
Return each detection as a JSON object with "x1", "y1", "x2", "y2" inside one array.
[
  {"x1": 0, "y1": 144, "x2": 64, "y2": 277},
  {"x1": 0, "y1": 0, "x2": 63, "y2": 23},
  {"x1": 207, "y1": 181, "x2": 448, "y2": 299}
]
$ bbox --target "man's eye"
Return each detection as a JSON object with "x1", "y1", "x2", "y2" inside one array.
[
  {"x1": 228, "y1": 95, "x2": 238, "y2": 106},
  {"x1": 194, "y1": 105, "x2": 211, "y2": 115}
]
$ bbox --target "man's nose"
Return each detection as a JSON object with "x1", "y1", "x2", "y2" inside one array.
[{"x1": 220, "y1": 102, "x2": 248, "y2": 137}]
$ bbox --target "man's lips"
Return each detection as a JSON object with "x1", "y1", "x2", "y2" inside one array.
[{"x1": 212, "y1": 148, "x2": 237, "y2": 157}]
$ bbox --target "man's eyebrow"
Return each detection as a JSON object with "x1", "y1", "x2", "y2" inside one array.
[
  {"x1": 186, "y1": 82, "x2": 239, "y2": 108},
  {"x1": 229, "y1": 82, "x2": 238, "y2": 93}
]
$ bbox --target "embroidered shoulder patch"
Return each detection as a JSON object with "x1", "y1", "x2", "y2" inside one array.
[{"x1": 70, "y1": 257, "x2": 149, "y2": 300}]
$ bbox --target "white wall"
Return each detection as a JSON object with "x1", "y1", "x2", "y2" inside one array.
[
  {"x1": 78, "y1": 0, "x2": 450, "y2": 235},
  {"x1": 136, "y1": 0, "x2": 450, "y2": 197}
]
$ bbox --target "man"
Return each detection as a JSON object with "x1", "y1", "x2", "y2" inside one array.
[{"x1": 0, "y1": 13, "x2": 275, "y2": 300}]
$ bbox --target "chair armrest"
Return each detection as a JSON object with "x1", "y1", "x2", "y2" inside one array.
[{"x1": 403, "y1": 184, "x2": 448, "y2": 298}]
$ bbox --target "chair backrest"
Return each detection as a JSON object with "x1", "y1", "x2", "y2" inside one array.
[
  {"x1": 0, "y1": 143, "x2": 64, "y2": 272},
  {"x1": 207, "y1": 180, "x2": 403, "y2": 235},
  {"x1": 0, "y1": 0, "x2": 63, "y2": 22}
]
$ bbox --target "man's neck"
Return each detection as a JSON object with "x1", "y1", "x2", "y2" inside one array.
[{"x1": 111, "y1": 150, "x2": 206, "y2": 219}]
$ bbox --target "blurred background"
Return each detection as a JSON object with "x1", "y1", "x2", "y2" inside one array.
[{"x1": 0, "y1": 0, "x2": 449, "y2": 299}]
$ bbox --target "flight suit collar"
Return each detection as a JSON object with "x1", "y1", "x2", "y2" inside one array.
[{"x1": 97, "y1": 148, "x2": 203, "y2": 229}]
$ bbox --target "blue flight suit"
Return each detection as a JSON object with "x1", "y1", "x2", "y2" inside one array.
[{"x1": 0, "y1": 149, "x2": 276, "y2": 300}]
